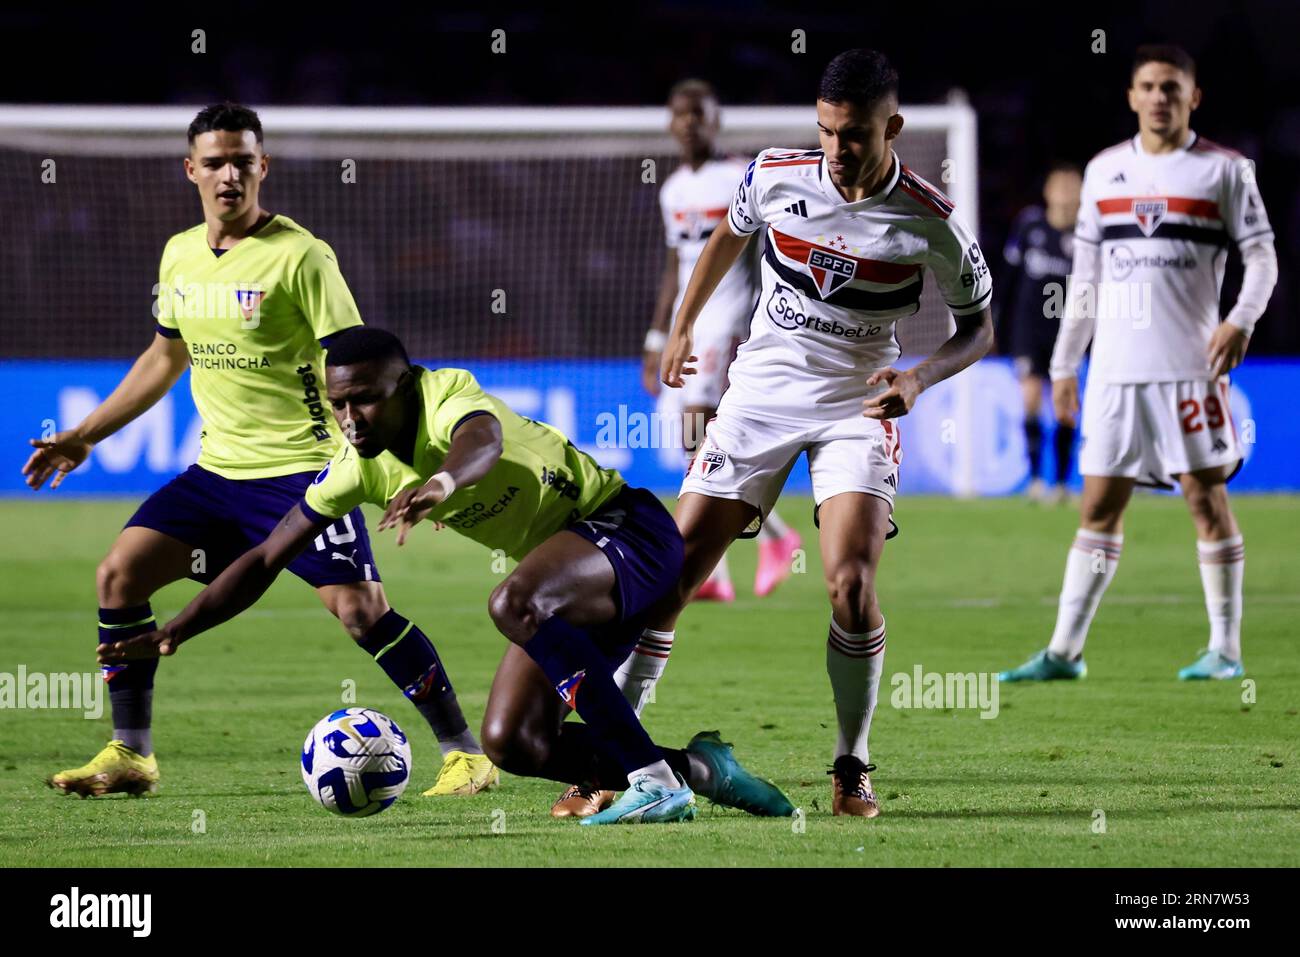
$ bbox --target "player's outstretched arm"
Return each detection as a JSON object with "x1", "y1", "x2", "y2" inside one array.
[
  {"x1": 661, "y1": 224, "x2": 751, "y2": 388},
  {"x1": 379, "y1": 413, "x2": 504, "y2": 545},
  {"x1": 863, "y1": 307, "x2": 994, "y2": 419},
  {"x1": 23, "y1": 333, "x2": 189, "y2": 491},
  {"x1": 96, "y1": 504, "x2": 324, "y2": 661}
]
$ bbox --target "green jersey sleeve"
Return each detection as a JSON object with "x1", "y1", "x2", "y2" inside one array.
[
  {"x1": 426, "y1": 369, "x2": 501, "y2": 446},
  {"x1": 293, "y1": 239, "x2": 364, "y2": 341},
  {"x1": 155, "y1": 237, "x2": 181, "y2": 334},
  {"x1": 303, "y1": 443, "x2": 370, "y2": 520}
]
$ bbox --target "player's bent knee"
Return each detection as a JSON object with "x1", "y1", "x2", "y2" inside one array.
[
  {"x1": 325, "y1": 585, "x2": 389, "y2": 640},
  {"x1": 480, "y1": 718, "x2": 549, "y2": 776},
  {"x1": 825, "y1": 562, "x2": 878, "y2": 626},
  {"x1": 487, "y1": 580, "x2": 542, "y2": 643},
  {"x1": 96, "y1": 552, "x2": 143, "y2": 606}
]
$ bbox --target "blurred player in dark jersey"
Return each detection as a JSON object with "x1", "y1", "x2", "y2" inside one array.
[{"x1": 999, "y1": 163, "x2": 1082, "y2": 504}]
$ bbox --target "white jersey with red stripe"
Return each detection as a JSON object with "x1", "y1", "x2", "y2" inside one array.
[
  {"x1": 721, "y1": 147, "x2": 992, "y2": 424},
  {"x1": 1074, "y1": 131, "x2": 1273, "y2": 384},
  {"x1": 660, "y1": 157, "x2": 757, "y2": 338}
]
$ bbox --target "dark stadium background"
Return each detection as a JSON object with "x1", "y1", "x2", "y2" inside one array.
[{"x1": 2, "y1": 0, "x2": 1296, "y2": 356}]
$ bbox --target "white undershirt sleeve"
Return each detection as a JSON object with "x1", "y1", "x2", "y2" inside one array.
[
  {"x1": 1224, "y1": 239, "x2": 1278, "y2": 336},
  {"x1": 1048, "y1": 237, "x2": 1101, "y2": 381}
]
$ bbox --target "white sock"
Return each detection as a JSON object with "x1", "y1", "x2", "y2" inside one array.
[
  {"x1": 757, "y1": 509, "x2": 792, "y2": 541},
  {"x1": 1198, "y1": 536, "x2": 1245, "y2": 662},
  {"x1": 705, "y1": 552, "x2": 731, "y2": 586},
  {"x1": 1047, "y1": 530, "x2": 1123, "y2": 660},
  {"x1": 630, "y1": 759, "x2": 679, "y2": 790},
  {"x1": 825, "y1": 617, "x2": 886, "y2": 764},
  {"x1": 614, "y1": 629, "x2": 673, "y2": 717}
]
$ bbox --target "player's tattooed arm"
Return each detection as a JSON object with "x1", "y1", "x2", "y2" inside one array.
[
  {"x1": 863, "y1": 307, "x2": 994, "y2": 419},
  {"x1": 643, "y1": 247, "x2": 679, "y2": 395},
  {"x1": 96, "y1": 505, "x2": 324, "y2": 661},
  {"x1": 23, "y1": 334, "x2": 189, "y2": 491},
  {"x1": 662, "y1": 225, "x2": 752, "y2": 388},
  {"x1": 378, "y1": 414, "x2": 504, "y2": 545}
]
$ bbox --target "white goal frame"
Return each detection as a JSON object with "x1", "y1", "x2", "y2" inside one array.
[{"x1": 0, "y1": 99, "x2": 982, "y2": 495}]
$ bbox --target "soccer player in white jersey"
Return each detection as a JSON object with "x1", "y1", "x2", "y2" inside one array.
[
  {"x1": 641, "y1": 79, "x2": 803, "y2": 603},
  {"x1": 552, "y1": 80, "x2": 810, "y2": 818},
  {"x1": 999, "y1": 45, "x2": 1277, "y2": 684},
  {"x1": 654, "y1": 49, "x2": 993, "y2": 817}
]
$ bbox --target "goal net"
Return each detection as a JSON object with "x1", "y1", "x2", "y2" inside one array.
[
  {"x1": 0, "y1": 102, "x2": 977, "y2": 363},
  {"x1": 0, "y1": 101, "x2": 981, "y2": 494}
]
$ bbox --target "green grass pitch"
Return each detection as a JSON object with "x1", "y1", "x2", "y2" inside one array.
[{"x1": 1, "y1": 494, "x2": 1297, "y2": 867}]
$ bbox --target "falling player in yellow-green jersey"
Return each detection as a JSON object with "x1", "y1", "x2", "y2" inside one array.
[
  {"x1": 99, "y1": 327, "x2": 795, "y2": 825},
  {"x1": 24, "y1": 103, "x2": 495, "y2": 799}
]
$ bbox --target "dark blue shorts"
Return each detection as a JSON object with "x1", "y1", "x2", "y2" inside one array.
[
  {"x1": 125, "y1": 464, "x2": 381, "y2": 588},
  {"x1": 565, "y1": 485, "x2": 684, "y2": 662}
]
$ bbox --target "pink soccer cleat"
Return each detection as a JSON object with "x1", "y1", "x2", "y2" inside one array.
[
  {"x1": 692, "y1": 576, "x2": 736, "y2": 603},
  {"x1": 754, "y1": 530, "x2": 802, "y2": 597}
]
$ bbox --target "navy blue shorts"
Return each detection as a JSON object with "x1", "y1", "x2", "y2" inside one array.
[
  {"x1": 125, "y1": 464, "x2": 381, "y2": 588},
  {"x1": 566, "y1": 485, "x2": 684, "y2": 663}
]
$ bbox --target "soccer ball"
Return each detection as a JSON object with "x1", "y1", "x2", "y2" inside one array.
[{"x1": 300, "y1": 707, "x2": 412, "y2": 817}]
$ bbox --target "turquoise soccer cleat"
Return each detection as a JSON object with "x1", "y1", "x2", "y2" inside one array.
[
  {"x1": 1178, "y1": 649, "x2": 1244, "y2": 681},
  {"x1": 686, "y1": 730, "x2": 796, "y2": 817},
  {"x1": 998, "y1": 648, "x2": 1087, "y2": 682},
  {"x1": 579, "y1": 773, "x2": 697, "y2": 825}
]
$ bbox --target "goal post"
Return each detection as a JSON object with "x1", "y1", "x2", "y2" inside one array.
[{"x1": 0, "y1": 100, "x2": 981, "y2": 494}]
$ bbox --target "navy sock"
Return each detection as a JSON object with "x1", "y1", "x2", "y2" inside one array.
[
  {"x1": 1054, "y1": 423, "x2": 1076, "y2": 486},
  {"x1": 544, "y1": 723, "x2": 706, "y2": 793},
  {"x1": 360, "y1": 609, "x2": 479, "y2": 755},
  {"x1": 1024, "y1": 418, "x2": 1045, "y2": 479},
  {"x1": 523, "y1": 615, "x2": 662, "y2": 777},
  {"x1": 99, "y1": 604, "x2": 158, "y2": 755}
]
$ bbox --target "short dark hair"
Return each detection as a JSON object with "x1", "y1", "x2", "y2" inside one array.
[
  {"x1": 1131, "y1": 44, "x2": 1196, "y2": 82},
  {"x1": 818, "y1": 49, "x2": 899, "y2": 109},
  {"x1": 668, "y1": 78, "x2": 717, "y2": 104},
  {"x1": 187, "y1": 102, "x2": 264, "y2": 145},
  {"x1": 324, "y1": 328, "x2": 411, "y2": 368}
]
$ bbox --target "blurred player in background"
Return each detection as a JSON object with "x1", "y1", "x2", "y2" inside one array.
[
  {"x1": 641, "y1": 79, "x2": 803, "y2": 603},
  {"x1": 999, "y1": 162, "x2": 1083, "y2": 504},
  {"x1": 1000, "y1": 45, "x2": 1277, "y2": 683},
  {"x1": 658, "y1": 50, "x2": 994, "y2": 817},
  {"x1": 25, "y1": 104, "x2": 495, "y2": 798},
  {"x1": 100, "y1": 328, "x2": 795, "y2": 826}
]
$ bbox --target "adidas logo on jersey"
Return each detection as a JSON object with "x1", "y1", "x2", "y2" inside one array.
[
  {"x1": 1110, "y1": 172, "x2": 1126, "y2": 183},
  {"x1": 784, "y1": 200, "x2": 809, "y2": 217}
]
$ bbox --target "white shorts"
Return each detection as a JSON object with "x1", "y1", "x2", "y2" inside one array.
[
  {"x1": 1079, "y1": 377, "x2": 1242, "y2": 487},
  {"x1": 680, "y1": 408, "x2": 902, "y2": 524}
]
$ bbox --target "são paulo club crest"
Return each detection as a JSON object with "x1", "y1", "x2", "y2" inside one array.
[
  {"x1": 695, "y1": 449, "x2": 727, "y2": 478},
  {"x1": 1132, "y1": 198, "x2": 1168, "y2": 237},
  {"x1": 807, "y1": 247, "x2": 857, "y2": 297}
]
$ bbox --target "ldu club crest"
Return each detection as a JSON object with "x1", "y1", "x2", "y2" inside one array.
[{"x1": 234, "y1": 286, "x2": 264, "y2": 327}]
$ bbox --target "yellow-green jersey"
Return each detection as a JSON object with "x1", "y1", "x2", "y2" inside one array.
[
  {"x1": 155, "y1": 214, "x2": 363, "y2": 479},
  {"x1": 303, "y1": 367, "x2": 626, "y2": 560}
]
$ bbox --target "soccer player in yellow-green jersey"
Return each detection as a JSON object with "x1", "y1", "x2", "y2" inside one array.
[
  {"x1": 25, "y1": 103, "x2": 494, "y2": 800},
  {"x1": 99, "y1": 327, "x2": 796, "y2": 824}
]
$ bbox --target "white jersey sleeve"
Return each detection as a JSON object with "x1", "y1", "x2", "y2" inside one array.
[
  {"x1": 1223, "y1": 153, "x2": 1273, "y2": 249},
  {"x1": 926, "y1": 212, "x2": 993, "y2": 317},
  {"x1": 727, "y1": 153, "x2": 769, "y2": 237}
]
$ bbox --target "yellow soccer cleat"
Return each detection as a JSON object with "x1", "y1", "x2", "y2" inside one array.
[
  {"x1": 47, "y1": 740, "x2": 159, "y2": 798},
  {"x1": 422, "y1": 750, "x2": 499, "y2": 797}
]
